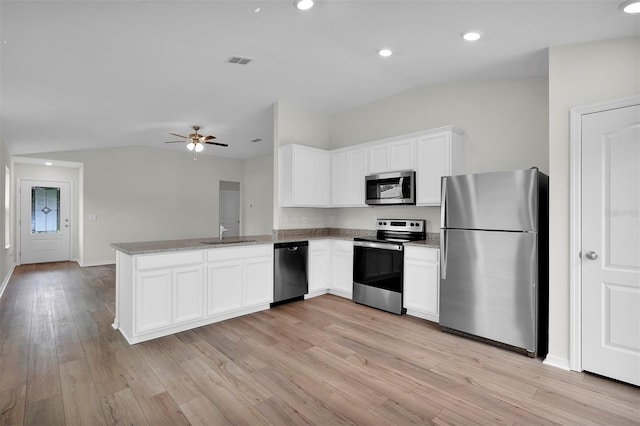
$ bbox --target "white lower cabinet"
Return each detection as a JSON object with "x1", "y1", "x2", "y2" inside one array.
[
  {"x1": 307, "y1": 239, "x2": 353, "y2": 299},
  {"x1": 308, "y1": 240, "x2": 331, "y2": 297},
  {"x1": 115, "y1": 244, "x2": 273, "y2": 344},
  {"x1": 330, "y1": 240, "x2": 353, "y2": 298},
  {"x1": 207, "y1": 245, "x2": 273, "y2": 316},
  {"x1": 403, "y1": 246, "x2": 440, "y2": 322},
  {"x1": 135, "y1": 269, "x2": 172, "y2": 333},
  {"x1": 172, "y1": 265, "x2": 206, "y2": 324}
]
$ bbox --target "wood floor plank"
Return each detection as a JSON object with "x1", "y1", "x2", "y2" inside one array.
[
  {"x1": 0, "y1": 385, "x2": 26, "y2": 426},
  {"x1": 100, "y1": 388, "x2": 148, "y2": 426},
  {"x1": 136, "y1": 391, "x2": 190, "y2": 426},
  {"x1": 59, "y1": 359, "x2": 107, "y2": 426},
  {"x1": 179, "y1": 395, "x2": 231, "y2": 426},
  {"x1": 180, "y1": 356, "x2": 270, "y2": 425},
  {"x1": 24, "y1": 394, "x2": 66, "y2": 426},
  {"x1": 26, "y1": 342, "x2": 60, "y2": 404}
]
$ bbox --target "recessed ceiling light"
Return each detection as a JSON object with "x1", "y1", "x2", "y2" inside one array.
[
  {"x1": 254, "y1": 7, "x2": 261, "y2": 13},
  {"x1": 45, "y1": 162, "x2": 53, "y2": 166},
  {"x1": 620, "y1": 0, "x2": 640, "y2": 13},
  {"x1": 378, "y1": 48, "x2": 393, "y2": 57},
  {"x1": 295, "y1": 0, "x2": 314, "y2": 10},
  {"x1": 462, "y1": 31, "x2": 481, "y2": 41}
]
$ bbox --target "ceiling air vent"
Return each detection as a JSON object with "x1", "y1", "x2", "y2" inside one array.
[
  {"x1": 227, "y1": 56, "x2": 252, "y2": 65},
  {"x1": 251, "y1": 138, "x2": 262, "y2": 143}
]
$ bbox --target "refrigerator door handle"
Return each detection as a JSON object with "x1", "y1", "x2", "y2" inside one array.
[
  {"x1": 440, "y1": 229, "x2": 448, "y2": 280},
  {"x1": 440, "y1": 177, "x2": 447, "y2": 228},
  {"x1": 440, "y1": 177, "x2": 448, "y2": 280}
]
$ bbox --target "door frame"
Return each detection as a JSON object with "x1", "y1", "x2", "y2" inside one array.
[
  {"x1": 569, "y1": 95, "x2": 640, "y2": 372},
  {"x1": 16, "y1": 178, "x2": 74, "y2": 265}
]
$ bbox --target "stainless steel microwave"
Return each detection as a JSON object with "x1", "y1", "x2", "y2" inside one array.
[{"x1": 365, "y1": 170, "x2": 416, "y2": 205}]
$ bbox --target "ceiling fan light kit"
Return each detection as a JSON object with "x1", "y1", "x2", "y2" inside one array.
[
  {"x1": 620, "y1": 0, "x2": 640, "y2": 13},
  {"x1": 164, "y1": 125, "x2": 228, "y2": 160}
]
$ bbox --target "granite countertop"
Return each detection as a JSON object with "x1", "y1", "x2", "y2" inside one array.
[{"x1": 111, "y1": 228, "x2": 440, "y2": 255}]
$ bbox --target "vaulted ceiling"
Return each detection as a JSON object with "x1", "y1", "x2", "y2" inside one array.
[{"x1": 1, "y1": 1, "x2": 638, "y2": 159}]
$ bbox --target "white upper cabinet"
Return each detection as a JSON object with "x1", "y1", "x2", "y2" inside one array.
[
  {"x1": 367, "y1": 138, "x2": 415, "y2": 174},
  {"x1": 278, "y1": 126, "x2": 463, "y2": 208},
  {"x1": 332, "y1": 147, "x2": 367, "y2": 207},
  {"x1": 415, "y1": 127, "x2": 463, "y2": 206},
  {"x1": 279, "y1": 144, "x2": 331, "y2": 207}
]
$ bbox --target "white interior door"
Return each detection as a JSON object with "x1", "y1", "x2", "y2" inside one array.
[
  {"x1": 219, "y1": 183, "x2": 240, "y2": 238},
  {"x1": 581, "y1": 104, "x2": 640, "y2": 386},
  {"x1": 20, "y1": 180, "x2": 71, "y2": 264}
]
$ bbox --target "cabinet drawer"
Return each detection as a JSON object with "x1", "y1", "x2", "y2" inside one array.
[
  {"x1": 404, "y1": 246, "x2": 439, "y2": 263},
  {"x1": 207, "y1": 244, "x2": 272, "y2": 262},
  {"x1": 136, "y1": 250, "x2": 205, "y2": 270}
]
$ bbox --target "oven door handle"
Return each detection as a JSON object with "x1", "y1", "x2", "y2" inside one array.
[{"x1": 353, "y1": 240, "x2": 403, "y2": 251}]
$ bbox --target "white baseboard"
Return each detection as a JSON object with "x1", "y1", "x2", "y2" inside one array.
[
  {"x1": 0, "y1": 263, "x2": 16, "y2": 300},
  {"x1": 543, "y1": 354, "x2": 571, "y2": 371},
  {"x1": 79, "y1": 260, "x2": 116, "y2": 267}
]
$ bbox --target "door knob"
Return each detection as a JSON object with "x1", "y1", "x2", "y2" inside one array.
[{"x1": 585, "y1": 251, "x2": 598, "y2": 260}]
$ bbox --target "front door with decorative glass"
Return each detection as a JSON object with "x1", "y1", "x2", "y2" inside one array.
[{"x1": 20, "y1": 180, "x2": 71, "y2": 264}]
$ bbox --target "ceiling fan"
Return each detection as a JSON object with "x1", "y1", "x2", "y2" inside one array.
[{"x1": 165, "y1": 125, "x2": 228, "y2": 160}]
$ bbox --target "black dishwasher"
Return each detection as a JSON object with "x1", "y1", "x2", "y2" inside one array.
[{"x1": 272, "y1": 241, "x2": 308, "y2": 306}]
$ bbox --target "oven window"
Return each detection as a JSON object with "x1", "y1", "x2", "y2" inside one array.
[{"x1": 353, "y1": 246, "x2": 403, "y2": 293}]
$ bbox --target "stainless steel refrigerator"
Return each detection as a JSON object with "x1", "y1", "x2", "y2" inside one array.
[{"x1": 440, "y1": 169, "x2": 548, "y2": 357}]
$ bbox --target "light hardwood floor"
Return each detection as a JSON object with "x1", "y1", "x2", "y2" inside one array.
[{"x1": 0, "y1": 262, "x2": 638, "y2": 425}]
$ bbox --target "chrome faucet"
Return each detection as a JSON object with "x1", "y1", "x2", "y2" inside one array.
[{"x1": 219, "y1": 224, "x2": 228, "y2": 240}]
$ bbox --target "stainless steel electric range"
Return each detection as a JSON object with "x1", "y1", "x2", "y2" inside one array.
[{"x1": 353, "y1": 219, "x2": 426, "y2": 314}]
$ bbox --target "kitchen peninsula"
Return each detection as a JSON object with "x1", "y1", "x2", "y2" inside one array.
[
  {"x1": 111, "y1": 236, "x2": 275, "y2": 344},
  {"x1": 111, "y1": 230, "x2": 439, "y2": 344}
]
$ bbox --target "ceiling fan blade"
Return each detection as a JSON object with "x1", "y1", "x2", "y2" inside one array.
[
  {"x1": 165, "y1": 140, "x2": 187, "y2": 143},
  {"x1": 202, "y1": 135, "x2": 216, "y2": 141},
  {"x1": 169, "y1": 132, "x2": 188, "y2": 139},
  {"x1": 205, "y1": 141, "x2": 228, "y2": 147}
]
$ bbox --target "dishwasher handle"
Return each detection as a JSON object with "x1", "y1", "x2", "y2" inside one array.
[{"x1": 274, "y1": 241, "x2": 309, "y2": 250}]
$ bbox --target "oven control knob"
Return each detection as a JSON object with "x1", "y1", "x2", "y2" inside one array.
[{"x1": 410, "y1": 222, "x2": 415, "y2": 226}]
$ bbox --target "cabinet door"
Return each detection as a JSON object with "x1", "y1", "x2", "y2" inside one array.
[
  {"x1": 389, "y1": 139, "x2": 415, "y2": 171},
  {"x1": 135, "y1": 270, "x2": 172, "y2": 333},
  {"x1": 244, "y1": 255, "x2": 273, "y2": 306},
  {"x1": 333, "y1": 148, "x2": 367, "y2": 207},
  {"x1": 416, "y1": 132, "x2": 449, "y2": 206},
  {"x1": 207, "y1": 260, "x2": 243, "y2": 315},
  {"x1": 309, "y1": 240, "x2": 330, "y2": 295},
  {"x1": 294, "y1": 147, "x2": 331, "y2": 206},
  {"x1": 172, "y1": 265, "x2": 205, "y2": 324},
  {"x1": 368, "y1": 144, "x2": 389, "y2": 174},
  {"x1": 332, "y1": 151, "x2": 349, "y2": 206},
  {"x1": 331, "y1": 240, "x2": 353, "y2": 298},
  {"x1": 416, "y1": 130, "x2": 463, "y2": 206},
  {"x1": 347, "y1": 148, "x2": 367, "y2": 206},
  {"x1": 403, "y1": 247, "x2": 440, "y2": 322}
]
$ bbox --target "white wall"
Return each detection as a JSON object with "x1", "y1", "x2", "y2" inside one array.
[
  {"x1": 547, "y1": 36, "x2": 640, "y2": 366},
  {"x1": 330, "y1": 78, "x2": 549, "y2": 174},
  {"x1": 20, "y1": 146, "x2": 245, "y2": 265},
  {"x1": 243, "y1": 152, "x2": 274, "y2": 236},
  {"x1": 328, "y1": 77, "x2": 549, "y2": 232}
]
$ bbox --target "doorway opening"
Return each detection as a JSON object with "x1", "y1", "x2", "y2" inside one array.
[
  {"x1": 19, "y1": 180, "x2": 71, "y2": 264},
  {"x1": 219, "y1": 181, "x2": 240, "y2": 238}
]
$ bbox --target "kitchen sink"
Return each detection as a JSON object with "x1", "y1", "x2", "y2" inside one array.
[{"x1": 200, "y1": 239, "x2": 256, "y2": 245}]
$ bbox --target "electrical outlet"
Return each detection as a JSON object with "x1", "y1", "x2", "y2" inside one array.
[{"x1": 88, "y1": 214, "x2": 97, "y2": 221}]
